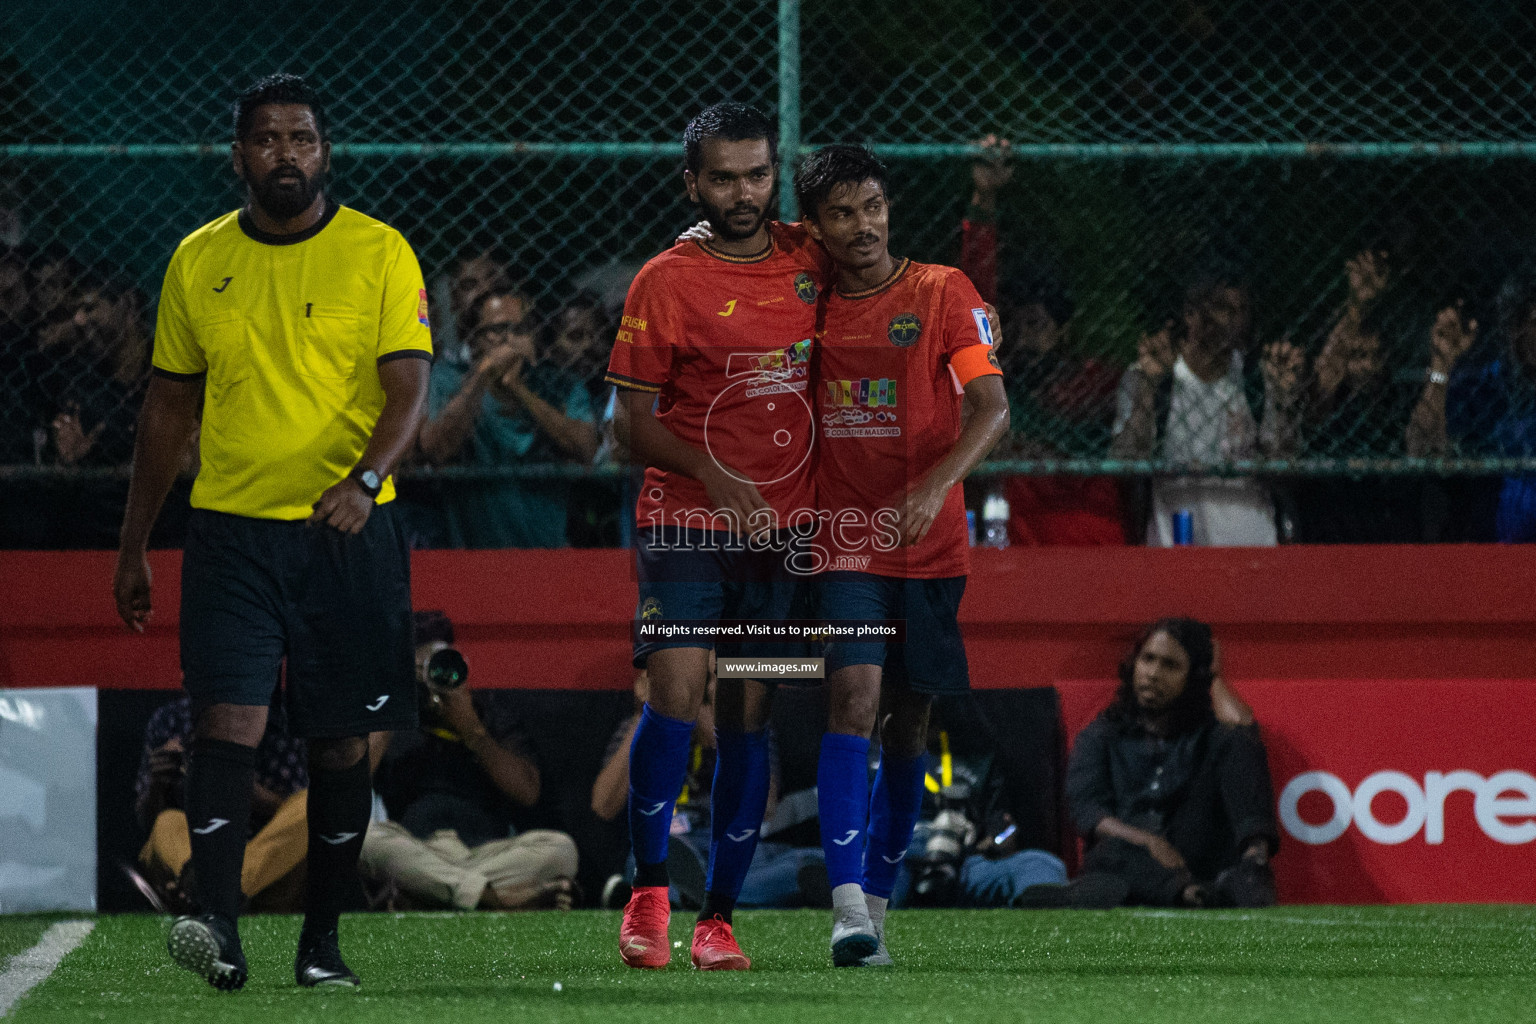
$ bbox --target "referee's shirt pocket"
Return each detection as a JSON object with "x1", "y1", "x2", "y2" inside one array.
[{"x1": 297, "y1": 303, "x2": 366, "y2": 380}]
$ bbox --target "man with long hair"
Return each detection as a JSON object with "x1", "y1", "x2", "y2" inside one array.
[{"x1": 1032, "y1": 618, "x2": 1279, "y2": 908}]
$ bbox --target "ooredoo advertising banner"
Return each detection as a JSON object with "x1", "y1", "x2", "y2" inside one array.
[
  {"x1": 1255, "y1": 678, "x2": 1536, "y2": 904},
  {"x1": 1058, "y1": 677, "x2": 1536, "y2": 904}
]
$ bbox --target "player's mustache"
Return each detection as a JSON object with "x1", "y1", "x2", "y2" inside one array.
[
  {"x1": 850, "y1": 233, "x2": 879, "y2": 247},
  {"x1": 727, "y1": 204, "x2": 761, "y2": 217}
]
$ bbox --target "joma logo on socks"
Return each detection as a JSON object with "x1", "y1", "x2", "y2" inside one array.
[{"x1": 1279, "y1": 770, "x2": 1536, "y2": 845}]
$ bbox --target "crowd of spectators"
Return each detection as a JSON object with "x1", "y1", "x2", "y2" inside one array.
[{"x1": 6, "y1": 151, "x2": 1536, "y2": 549}]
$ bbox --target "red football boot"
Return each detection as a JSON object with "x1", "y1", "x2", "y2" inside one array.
[
  {"x1": 691, "y1": 914, "x2": 751, "y2": 971},
  {"x1": 619, "y1": 885, "x2": 672, "y2": 969}
]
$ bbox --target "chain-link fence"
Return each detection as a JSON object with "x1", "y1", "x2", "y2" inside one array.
[{"x1": 2, "y1": 0, "x2": 1534, "y2": 545}]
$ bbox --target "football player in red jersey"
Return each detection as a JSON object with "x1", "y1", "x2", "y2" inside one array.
[
  {"x1": 793, "y1": 145, "x2": 1010, "y2": 966},
  {"x1": 603, "y1": 103, "x2": 830, "y2": 971}
]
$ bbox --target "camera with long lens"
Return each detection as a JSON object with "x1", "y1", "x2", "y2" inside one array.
[
  {"x1": 909, "y1": 783, "x2": 977, "y2": 907},
  {"x1": 416, "y1": 640, "x2": 469, "y2": 720}
]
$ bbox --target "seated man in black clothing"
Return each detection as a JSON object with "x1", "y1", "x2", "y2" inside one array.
[{"x1": 1027, "y1": 617, "x2": 1278, "y2": 908}]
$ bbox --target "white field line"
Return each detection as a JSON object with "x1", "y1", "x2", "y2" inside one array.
[{"x1": 0, "y1": 920, "x2": 94, "y2": 1017}]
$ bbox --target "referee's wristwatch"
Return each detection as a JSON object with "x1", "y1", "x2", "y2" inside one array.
[{"x1": 350, "y1": 466, "x2": 383, "y2": 501}]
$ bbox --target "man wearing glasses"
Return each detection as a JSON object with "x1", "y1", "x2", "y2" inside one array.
[{"x1": 418, "y1": 284, "x2": 598, "y2": 547}]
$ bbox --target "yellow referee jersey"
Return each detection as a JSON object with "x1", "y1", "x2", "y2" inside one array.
[{"x1": 152, "y1": 202, "x2": 433, "y2": 519}]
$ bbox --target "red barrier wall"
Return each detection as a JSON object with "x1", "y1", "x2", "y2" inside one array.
[{"x1": 5, "y1": 545, "x2": 1534, "y2": 903}]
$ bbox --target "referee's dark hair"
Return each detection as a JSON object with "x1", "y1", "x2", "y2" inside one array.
[
  {"x1": 233, "y1": 73, "x2": 329, "y2": 142},
  {"x1": 684, "y1": 102, "x2": 776, "y2": 174},
  {"x1": 793, "y1": 144, "x2": 888, "y2": 221}
]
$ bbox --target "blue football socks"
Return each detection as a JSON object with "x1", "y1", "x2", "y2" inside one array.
[
  {"x1": 701, "y1": 727, "x2": 771, "y2": 922},
  {"x1": 862, "y1": 749, "x2": 928, "y2": 899},
  {"x1": 818, "y1": 732, "x2": 873, "y2": 888},
  {"x1": 627, "y1": 703, "x2": 695, "y2": 885}
]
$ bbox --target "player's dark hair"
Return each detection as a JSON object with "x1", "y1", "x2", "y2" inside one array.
[
  {"x1": 232, "y1": 73, "x2": 329, "y2": 142},
  {"x1": 1105, "y1": 617, "x2": 1217, "y2": 736},
  {"x1": 793, "y1": 145, "x2": 889, "y2": 221},
  {"x1": 683, "y1": 102, "x2": 776, "y2": 175}
]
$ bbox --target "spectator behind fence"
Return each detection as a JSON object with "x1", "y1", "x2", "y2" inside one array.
[
  {"x1": 1023, "y1": 618, "x2": 1278, "y2": 910},
  {"x1": 35, "y1": 271, "x2": 149, "y2": 467},
  {"x1": 24, "y1": 271, "x2": 152, "y2": 547},
  {"x1": 1111, "y1": 272, "x2": 1304, "y2": 546},
  {"x1": 1408, "y1": 271, "x2": 1536, "y2": 541},
  {"x1": 437, "y1": 241, "x2": 516, "y2": 364},
  {"x1": 363, "y1": 610, "x2": 578, "y2": 910},
  {"x1": 1295, "y1": 249, "x2": 1426, "y2": 542},
  {"x1": 591, "y1": 667, "x2": 831, "y2": 911},
  {"x1": 130, "y1": 695, "x2": 309, "y2": 914},
  {"x1": 959, "y1": 136, "x2": 1125, "y2": 546},
  {"x1": 0, "y1": 246, "x2": 41, "y2": 465},
  {"x1": 418, "y1": 285, "x2": 597, "y2": 547}
]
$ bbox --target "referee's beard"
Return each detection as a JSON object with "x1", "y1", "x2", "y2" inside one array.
[{"x1": 247, "y1": 165, "x2": 325, "y2": 221}]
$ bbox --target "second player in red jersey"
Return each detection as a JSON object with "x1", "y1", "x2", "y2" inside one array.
[
  {"x1": 815, "y1": 257, "x2": 1001, "y2": 577},
  {"x1": 792, "y1": 145, "x2": 1009, "y2": 969}
]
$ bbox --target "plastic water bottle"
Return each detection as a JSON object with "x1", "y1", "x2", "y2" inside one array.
[{"x1": 981, "y1": 486, "x2": 1010, "y2": 549}]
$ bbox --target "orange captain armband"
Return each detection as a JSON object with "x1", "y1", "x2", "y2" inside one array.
[{"x1": 949, "y1": 344, "x2": 1003, "y2": 388}]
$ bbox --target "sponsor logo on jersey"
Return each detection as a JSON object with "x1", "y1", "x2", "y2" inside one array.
[
  {"x1": 824, "y1": 378, "x2": 897, "y2": 409},
  {"x1": 717, "y1": 299, "x2": 738, "y2": 317},
  {"x1": 213, "y1": 276, "x2": 233, "y2": 293},
  {"x1": 794, "y1": 272, "x2": 819, "y2": 304},
  {"x1": 887, "y1": 312, "x2": 922, "y2": 347},
  {"x1": 417, "y1": 289, "x2": 430, "y2": 328},
  {"x1": 971, "y1": 306, "x2": 994, "y2": 347}
]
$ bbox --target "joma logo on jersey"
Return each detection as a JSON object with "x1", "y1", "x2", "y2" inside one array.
[
  {"x1": 794, "y1": 272, "x2": 818, "y2": 304},
  {"x1": 887, "y1": 312, "x2": 922, "y2": 347}
]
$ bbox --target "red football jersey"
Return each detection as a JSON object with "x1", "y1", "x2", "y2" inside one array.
[
  {"x1": 606, "y1": 221, "x2": 829, "y2": 528},
  {"x1": 814, "y1": 259, "x2": 1002, "y2": 578}
]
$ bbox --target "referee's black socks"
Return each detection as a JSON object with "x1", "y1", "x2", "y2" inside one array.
[
  {"x1": 303, "y1": 753, "x2": 373, "y2": 934},
  {"x1": 186, "y1": 737, "x2": 258, "y2": 923}
]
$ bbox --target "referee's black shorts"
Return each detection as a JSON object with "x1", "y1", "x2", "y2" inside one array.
[{"x1": 179, "y1": 504, "x2": 418, "y2": 738}]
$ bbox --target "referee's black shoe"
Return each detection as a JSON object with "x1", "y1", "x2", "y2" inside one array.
[
  {"x1": 295, "y1": 926, "x2": 361, "y2": 988},
  {"x1": 167, "y1": 913, "x2": 247, "y2": 991}
]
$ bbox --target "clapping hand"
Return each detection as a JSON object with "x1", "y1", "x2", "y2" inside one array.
[
  {"x1": 1262, "y1": 336, "x2": 1305, "y2": 399},
  {"x1": 1429, "y1": 304, "x2": 1477, "y2": 372},
  {"x1": 1137, "y1": 320, "x2": 1176, "y2": 381},
  {"x1": 971, "y1": 134, "x2": 1014, "y2": 199},
  {"x1": 1345, "y1": 249, "x2": 1389, "y2": 312}
]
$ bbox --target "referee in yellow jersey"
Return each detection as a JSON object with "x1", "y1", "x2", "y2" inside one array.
[{"x1": 113, "y1": 75, "x2": 431, "y2": 992}]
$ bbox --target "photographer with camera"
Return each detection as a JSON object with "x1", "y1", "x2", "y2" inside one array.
[
  {"x1": 360, "y1": 611, "x2": 578, "y2": 910},
  {"x1": 892, "y1": 728, "x2": 1067, "y2": 911},
  {"x1": 131, "y1": 694, "x2": 309, "y2": 913}
]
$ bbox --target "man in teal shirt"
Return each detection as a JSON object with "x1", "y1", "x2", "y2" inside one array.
[{"x1": 419, "y1": 286, "x2": 597, "y2": 547}]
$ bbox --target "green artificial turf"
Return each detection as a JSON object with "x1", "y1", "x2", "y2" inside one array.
[
  {"x1": 9, "y1": 907, "x2": 1536, "y2": 1024},
  {"x1": 0, "y1": 916, "x2": 55, "y2": 966}
]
